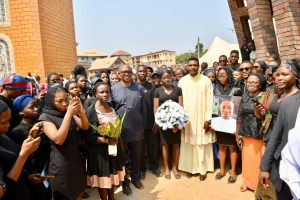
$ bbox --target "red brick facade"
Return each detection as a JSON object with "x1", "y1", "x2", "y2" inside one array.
[
  {"x1": 0, "y1": 0, "x2": 77, "y2": 81},
  {"x1": 228, "y1": 0, "x2": 300, "y2": 62}
]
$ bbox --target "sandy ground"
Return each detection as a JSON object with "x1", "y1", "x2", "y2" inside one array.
[{"x1": 85, "y1": 170, "x2": 254, "y2": 200}]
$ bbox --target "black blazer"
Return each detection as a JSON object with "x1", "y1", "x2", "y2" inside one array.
[{"x1": 260, "y1": 91, "x2": 300, "y2": 191}]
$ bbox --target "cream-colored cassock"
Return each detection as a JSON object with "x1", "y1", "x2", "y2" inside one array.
[{"x1": 178, "y1": 74, "x2": 216, "y2": 175}]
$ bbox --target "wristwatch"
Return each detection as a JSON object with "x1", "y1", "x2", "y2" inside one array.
[{"x1": 0, "y1": 182, "x2": 6, "y2": 194}]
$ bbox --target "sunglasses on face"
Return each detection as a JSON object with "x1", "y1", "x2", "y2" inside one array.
[
  {"x1": 239, "y1": 67, "x2": 251, "y2": 72},
  {"x1": 252, "y1": 65, "x2": 260, "y2": 69}
]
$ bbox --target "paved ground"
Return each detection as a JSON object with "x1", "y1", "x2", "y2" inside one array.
[{"x1": 85, "y1": 170, "x2": 254, "y2": 200}]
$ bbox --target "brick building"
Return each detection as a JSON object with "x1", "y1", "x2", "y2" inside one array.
[
  {"x1": 228, "y1": 0, "x2": 300, "y2": 62},
  {"x1": 0, "y1": 0, "x2": 77, "y2": 80}
]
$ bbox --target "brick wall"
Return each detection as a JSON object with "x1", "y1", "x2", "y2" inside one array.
[
  {"x1": 0, "y1": 0, "x2": 77, "y2": 81},
  {"x1": 227, "y1": 0, "x2": 252, "y2": 47},
  {"x1": 247, "y1": 0, "x2": 279, "y2": 61},
  {"x1": 228, "y1": 0, "x2": 299, "y2": 62},
  {"x1": 38, "y1": 0, "x2": 77, "y2": 77},
  {"x1": 38, "y1": 0, "x2": 77, "y2": 75},
  {"x1": 272, "y1": 0, "x2": 300, "y2": 61},
  {"x1": 0, "y1": 0, "x2": 45, "y2": 77}
]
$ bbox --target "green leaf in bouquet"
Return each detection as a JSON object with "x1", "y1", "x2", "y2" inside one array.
[{"x1": 89, "y1": 123, "x2": 101, "y2": 133}]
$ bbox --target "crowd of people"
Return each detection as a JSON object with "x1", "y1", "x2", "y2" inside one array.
[{"x1": 0, "y1": 49, "x2": 299, "y2": 200}]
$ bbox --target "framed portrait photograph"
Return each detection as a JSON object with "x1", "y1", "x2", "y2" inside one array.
[{"x1": 211, "y1": 95, "x2": 241, "y2": 134}]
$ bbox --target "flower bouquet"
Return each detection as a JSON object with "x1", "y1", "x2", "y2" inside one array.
[
  {"x1": 90, "y1": 112, "x2": 126, "y2": 156},
  {"x1": 155, "y1": 100, "x2": 188, "y2": 133}
]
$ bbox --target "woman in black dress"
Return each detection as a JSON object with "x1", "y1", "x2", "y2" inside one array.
[
  {"x1": 40, "y1": 85, "x2": 89, "y2": 200},
  {"x1": 213, "y1": 67, "x2": 239, "y2": 183},
  {"x1": 85, "y1": 82, "x2": 125, "y2": 200},
  {"x1": 9, "y1": 94, "x2": 51, "y2": 200},
  {"x1": 0, "y1": 99, "x2": 41, "y2": 200},
  {"x1": 154, "y1": 70, "x2": 183, "y2": 179}
]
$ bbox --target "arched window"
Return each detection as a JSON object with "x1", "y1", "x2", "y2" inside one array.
[
  {"x1": 0, "y1": 0, "x2": 10, "y2": 26},
  {"x1": 0, "y1": 34, "x2": 15, "y2": 80}
]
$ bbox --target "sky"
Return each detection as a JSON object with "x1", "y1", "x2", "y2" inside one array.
[{"x1": 73, "y1": 0, "x2": 235, "y2": 56}]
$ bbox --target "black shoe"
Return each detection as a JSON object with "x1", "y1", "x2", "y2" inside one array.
[
  {"x1": 150, "y1": 169, "x2": 162, "y2": 177},
  {"x1": 131, "y1": 180, "x2": 144, "y2": 189},
  {"x1": 122, "y1": 183, "x2": 132, "y2": 195},
  {"x1": 141, "y1": 171, "x2": 146, "y2": 179}
]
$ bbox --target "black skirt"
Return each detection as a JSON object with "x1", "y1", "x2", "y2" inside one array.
[
  {"x1": 86, "y1": 141, "x2": 125, "y2": 188},
  {"x1": 216, "y1": 131, "x2": 237, "y2": 146},
  {"x1": 159, "y1": 128, "x2": 181, "y2": 145}
]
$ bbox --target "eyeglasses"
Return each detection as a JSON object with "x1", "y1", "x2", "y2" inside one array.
[
  {"x1": 239, "y1": 67, "x2": 251, "y2": 72},
  {"x1": 247, "y1": 81, "x2": 260, "y2": 85},
  {"x1": 219, "y1": 60, "x2": 227, "y2": 63},
  {"x1": 119, "y1": 71, "x2": 133, "y2": 74},
  {"x1": 252, "y1": 65, "x2": 260, "y2": 69}
]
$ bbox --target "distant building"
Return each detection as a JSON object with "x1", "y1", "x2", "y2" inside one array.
[
  {"x1": 111, "y1": 50, "x2": 132, "y2": 65},
  {"x1": 134, "y1": 50, "x2": 176, "y2": 68},
  {"x1": 77, "y1": 48, "x2": 108, "y2": 69},
  {"x1": 88, "y1": 57, "x2": 125, "y2": 74}
]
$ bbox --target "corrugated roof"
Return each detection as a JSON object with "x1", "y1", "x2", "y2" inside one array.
[
  {"x1": 89, "y1": 57, "x2": 125, "y2": 70},
  {"x1": 111, "y1": 50, "x2": 131, "y2": 57},
  {"x1": 77, "y1": 48, "x2": 108, "y2": 57}
]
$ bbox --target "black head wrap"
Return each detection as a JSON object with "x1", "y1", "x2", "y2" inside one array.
[
  {"x1": 43, "y1": 85, "x2": 67, "y2": 118},
  {"x1": 215, "y1": 67, "x2": 235, "y2": 95},
  {"x1": 202, "y1": 68, "x2": 215, "y2": 77},
  {"x1": 279, "y1": 62, "x2": 300, "y2": 78},
  {"x1": 0, "y1": 99, "x2": 9, "y2": 114},
  {"x1": 250, "y1": 73, "x2": 267, "y2": 91}
]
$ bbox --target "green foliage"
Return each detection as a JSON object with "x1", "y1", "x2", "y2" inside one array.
[
  {"x1": 176, "y1": 40, "x2": 207, "y2": 64},
  {"x1": 89, "y1": 112, "x2": 126, "y2": 139}
]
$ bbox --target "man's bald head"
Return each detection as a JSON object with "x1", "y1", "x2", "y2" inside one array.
[{"x1": 118, "y1": 65, "x2": 133, "y2": 83}]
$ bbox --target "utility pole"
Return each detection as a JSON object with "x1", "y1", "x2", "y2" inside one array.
[{"x1": 197, "y1": 37, "x2": 201, "y2": 60}]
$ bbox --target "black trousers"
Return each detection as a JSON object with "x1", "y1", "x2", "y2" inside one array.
[
  {"x1": 141, "y1": 128, "x2": 160, "y2": 172},
  {"x1": 276, "y1": 182, "x2": 293, "y2": 200},
  {"x1": 122, "y1": 140, "x2": 143, "y2": 181}
]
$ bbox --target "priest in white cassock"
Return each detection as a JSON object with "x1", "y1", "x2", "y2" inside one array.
[{"x1": 178, "y1": 57, "x2": 216, "y2": 181}]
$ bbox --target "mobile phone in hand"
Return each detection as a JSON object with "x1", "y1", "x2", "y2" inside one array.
[
  {"x1": 40, "y1": 175, "x2": 55, "y2": 179},
  {"x1": 33, "y1": 124, "x2": 43, "y2": 139},
  {"x1": 251, "y1": 98, "x2": 260, "y2": 104}
]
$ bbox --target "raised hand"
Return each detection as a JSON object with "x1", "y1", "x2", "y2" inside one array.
[{"x1": 19, "y1": 136, "x2": 41, "y2": 157}]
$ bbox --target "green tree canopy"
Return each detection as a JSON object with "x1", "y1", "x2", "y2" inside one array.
[{"x1": 176, "y1": 40, "x2": 207, "y2": 64}]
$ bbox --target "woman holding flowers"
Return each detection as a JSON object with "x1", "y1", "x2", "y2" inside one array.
[
  {"x1": 85, "y1": 82, "x2": 125, "y2": 200},
  {"x1": 154, "y1": 70, "x2": 183, "y2": 179}
]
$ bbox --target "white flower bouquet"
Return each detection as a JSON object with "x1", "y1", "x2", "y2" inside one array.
[{"x1": 155, "y1": 100, "x2": 188, "y2": 133}]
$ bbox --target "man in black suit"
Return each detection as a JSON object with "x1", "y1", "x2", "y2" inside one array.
[{"x1": 259, "y1": 91, "x2": 300, "y2": 200}]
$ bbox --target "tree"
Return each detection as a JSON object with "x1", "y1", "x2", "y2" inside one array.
[
  {"x1": 175, "y1": 38, "x2": 207, "y2": 64},
  {"x1": 176, "y1": 52, "x2": 196, "y2": 64}
]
